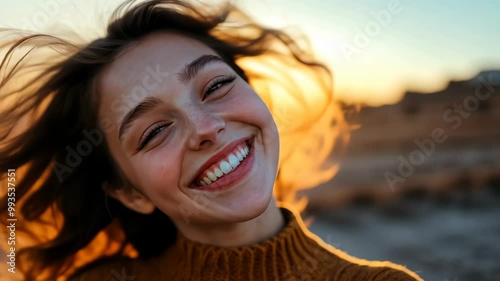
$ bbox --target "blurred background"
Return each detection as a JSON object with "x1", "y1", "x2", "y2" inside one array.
[{"x1": 1, "y1": 1, "x2": 500, "y2": 280}]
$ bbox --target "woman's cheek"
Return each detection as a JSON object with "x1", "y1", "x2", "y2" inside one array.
[{"x1": 140, "y1": 151, "x2": 180, "y2": 192}]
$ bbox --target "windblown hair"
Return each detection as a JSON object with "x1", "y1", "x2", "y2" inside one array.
[{"x1": 0, "y1": 0, "x2": 347, "y2": 280}]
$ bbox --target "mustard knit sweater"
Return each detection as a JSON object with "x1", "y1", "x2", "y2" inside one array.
[{"x1": 68, "y1": 208, "x2": 423, "y2": 281}]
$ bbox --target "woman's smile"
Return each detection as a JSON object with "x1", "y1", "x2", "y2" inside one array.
[{"x1": 190, "y1": 137, "x2": 254, "y2": 191}]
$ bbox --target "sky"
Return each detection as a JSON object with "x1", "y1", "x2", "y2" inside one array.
[{"x1": 1, "y1": 0, "x2": 499, "y2": 105}]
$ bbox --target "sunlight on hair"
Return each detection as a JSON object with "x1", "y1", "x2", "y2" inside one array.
[{"x1": 239, "y1": 55, "x2": 348, "y2": 207}]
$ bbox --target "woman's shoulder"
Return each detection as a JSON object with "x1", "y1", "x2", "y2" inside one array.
[
  {"x1": 345, "y1": 262, "x2": 422, "y2": 281},
  {"x1": 309, "y1": 245, "x2": 422, "y2": 281},
  {"x1": 317, "y1": 245, "x2": 423, "y2": 281},
  {"x1": 315, "y1": 243, "x2": 423, "y2": 280},
  {"x1": 281, "y1": 206, "x2": 424, "y2": 280}
]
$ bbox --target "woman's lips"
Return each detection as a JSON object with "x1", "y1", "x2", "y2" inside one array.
[
  {"x1": 189, "y1": 138, "x2": 254, "y2": 191},
  {"x1": 195, "y1": 142, "x2": 250, "y2": 185}
]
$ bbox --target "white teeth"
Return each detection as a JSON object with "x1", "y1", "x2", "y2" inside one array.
[
  {"x1": 214, "y1": 168, "x2": 223, "y2": 177},
  {"x1": 220, "y1": 161, "x2": 232, "y2": 174},
  {"x1": 203, "y1": 177, "x2": 212, "y2": 185},
  {"x1": 197, "y1": 143, "x2": 251, "y2": 186},
  {"x1": 207, "y1": 172, "x2": 217, "y2": 181},
  {"x1": 236, "y1": 151, "x2": 243, "y2": 161},
  {"x1": 228, "y1": 154, "x2": 240, "y2": 168}
]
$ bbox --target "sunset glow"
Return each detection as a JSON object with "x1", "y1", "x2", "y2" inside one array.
[{"x1": 2, "y1": 0, "x2": 499, "y2": 106}]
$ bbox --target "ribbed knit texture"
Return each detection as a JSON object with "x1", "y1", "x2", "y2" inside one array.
[{"x1": 69, "y1": 208, "x2": 423, "y2": 281}]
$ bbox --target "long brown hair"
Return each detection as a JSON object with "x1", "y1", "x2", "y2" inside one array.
[{"x1": 0, "y1": 0, "x2": 347, "y2": 280}]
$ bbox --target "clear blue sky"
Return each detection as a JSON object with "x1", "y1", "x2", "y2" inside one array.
[{"x1": 2, "y1": 0, "x2": 499, "y2": 105}]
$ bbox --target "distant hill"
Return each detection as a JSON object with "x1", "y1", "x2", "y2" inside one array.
[
  {"x1": 302, "y1": 70, "x2": 500, "y2": 209},
  {"x1": 400, "y1": 70, "x2": 500, "y2": 104}
]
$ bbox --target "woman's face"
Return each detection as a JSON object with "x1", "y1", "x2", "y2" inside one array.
[{"x1": 97, "y1": 32, "x2": 280, "y2": 226}]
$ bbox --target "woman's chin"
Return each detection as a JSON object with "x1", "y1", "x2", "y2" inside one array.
[{"x1": 224, "y1": 194, "x2": 274, "y2": 222}]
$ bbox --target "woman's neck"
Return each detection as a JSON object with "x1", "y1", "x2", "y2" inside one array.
[{"x1": 174, "y1": 199, "x2": 285, "y2": 247}]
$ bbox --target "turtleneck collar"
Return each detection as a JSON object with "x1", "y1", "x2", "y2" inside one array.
[{"x1": 164, "y1": 207, "x2": 327, "y2": 280}]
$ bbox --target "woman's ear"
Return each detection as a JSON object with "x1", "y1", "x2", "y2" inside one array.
[{"x1": 105, "y1": 186, "x2": 155, "y2": 215}]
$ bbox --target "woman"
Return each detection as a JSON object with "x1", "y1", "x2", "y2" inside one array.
[{"x1": 0, "y1": 0, "x2": 423, "y2": 280}]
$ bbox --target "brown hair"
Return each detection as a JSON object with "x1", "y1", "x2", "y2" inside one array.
[{"x1": 0, "y1": 0, "x2": 347, "y2": 280}]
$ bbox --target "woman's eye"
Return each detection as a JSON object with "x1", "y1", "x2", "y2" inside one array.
[
  {"x1": 203, "y1": 75, "x2": 236, "y2": 99},
  {"x1": 138, "y1": 123, "x2": 169, "y2": 150}
]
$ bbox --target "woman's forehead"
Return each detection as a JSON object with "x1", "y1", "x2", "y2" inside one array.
[{"x1": 97, "y1": 32, "x2": 218, "y2": 101}]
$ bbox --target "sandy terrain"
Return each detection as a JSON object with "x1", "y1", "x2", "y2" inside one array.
[{"x1": 308, "y1": 184, "x2": 500, "y2": 281}]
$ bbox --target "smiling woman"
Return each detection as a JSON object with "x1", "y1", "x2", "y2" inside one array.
[{"x1": 0, "y1": 0, "x2": 422, "y2": 280}]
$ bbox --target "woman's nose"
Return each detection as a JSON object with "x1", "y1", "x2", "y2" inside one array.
[{"x1": 187, "y1": 108, "x2": 225, "y2": 150}]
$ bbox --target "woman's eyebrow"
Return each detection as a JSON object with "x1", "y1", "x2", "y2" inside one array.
[
  {"x1": 177, "y1": 54, "x2": 224, "y2": 84},
  {"x1": 118, "y1": 96, "x2": 163, "y2": 141}
]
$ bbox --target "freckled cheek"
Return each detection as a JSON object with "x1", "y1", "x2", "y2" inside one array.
[
  {"x1": 244, "y1": 101, "x2": 276, "y2": 137},
  {"x1": 226, "y1": 91, "x2": 273, "y2": 124},
  {"x1": 139, "y1": 155, "x2": 183, "y2": 195},
  {"x1": 234, "y1": 91, "x2": 280, "y2": 149}
]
